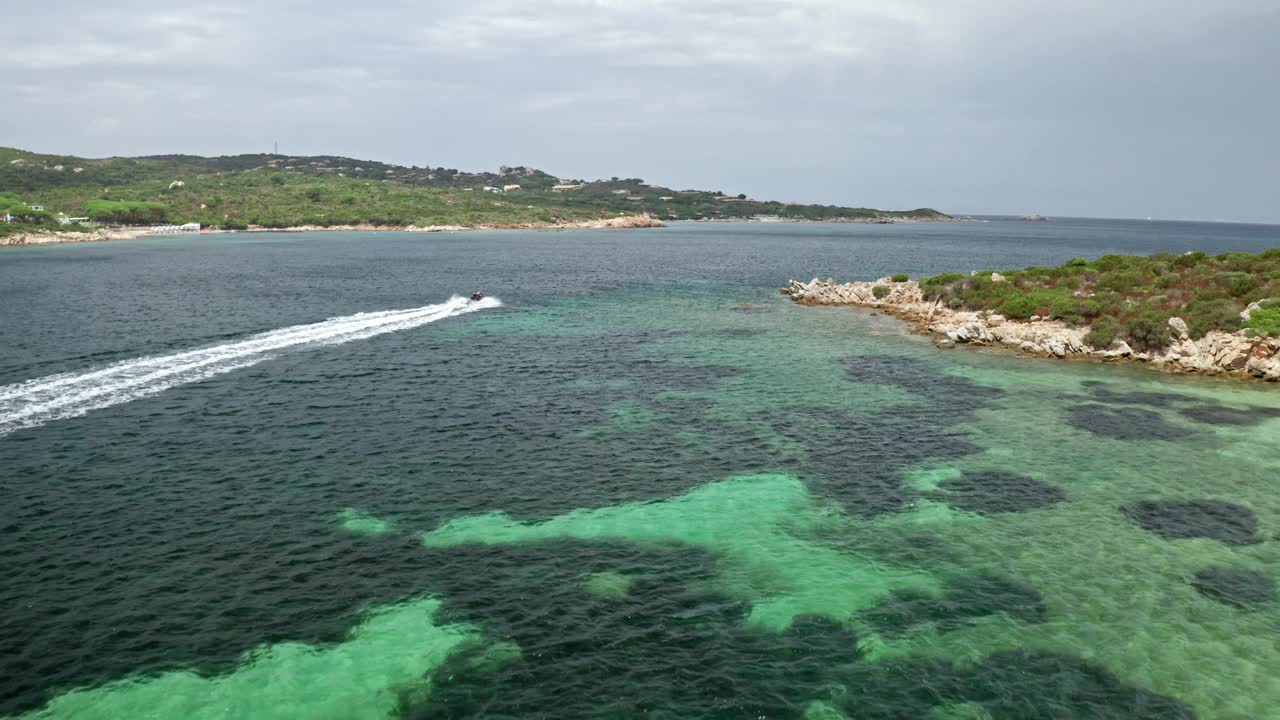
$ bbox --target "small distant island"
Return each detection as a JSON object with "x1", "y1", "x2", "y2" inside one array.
[
  {"x1": 785, "y1": 249, "x2": 1280, "y2": 381},
  {"x1": 0, "y1": 147, "x2": 948, "y2": 245}
]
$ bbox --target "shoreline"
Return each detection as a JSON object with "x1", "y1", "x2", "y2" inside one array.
[
  {"x1": 0, "y1": 214, "x2": 667, "y2": 247},
  {"x1": 686, "y1": 214, "x2": 957, "y2": 225},
  {"x1": 784, "y1": 277, "x2": 1280, "y2": 382}
]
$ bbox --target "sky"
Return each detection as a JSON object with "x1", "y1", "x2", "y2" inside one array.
[{"x1": 2, "y1": 1, "x2": 1278, "y2": 222}]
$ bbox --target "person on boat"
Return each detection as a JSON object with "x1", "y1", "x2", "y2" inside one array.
[{"x1": 470, "y1": 291, "x2": 483, "y2": 302}]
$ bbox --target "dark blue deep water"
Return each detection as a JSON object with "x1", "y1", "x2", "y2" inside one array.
[{"x1": 2, "y1": 218, "x2": 1279, "y2": 719}]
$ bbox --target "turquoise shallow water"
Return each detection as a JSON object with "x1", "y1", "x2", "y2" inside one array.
[{"x1": 1, "y1": 219, "x2": 1279, "y2": 719}]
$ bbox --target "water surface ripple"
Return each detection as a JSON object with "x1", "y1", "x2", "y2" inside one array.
[{"x1": 2, "y1": 220, "x2": 1278, "y2": 719}]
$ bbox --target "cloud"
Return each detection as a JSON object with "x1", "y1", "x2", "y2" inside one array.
[{"x1": 0, "y1": 0, "x2": 1277, "y2": 220}]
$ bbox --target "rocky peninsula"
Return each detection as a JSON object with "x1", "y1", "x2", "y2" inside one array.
[{"x1": 784, "y1": 269, "x2": 1280, "y2": 382}]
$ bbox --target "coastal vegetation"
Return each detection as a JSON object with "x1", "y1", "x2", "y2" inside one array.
[
  {"x1": 0, "y1": 147, "x2": 946, "y2": 231},
  {"x1": 917, "y1": 249, "x2": 1280, "y2": 350}
]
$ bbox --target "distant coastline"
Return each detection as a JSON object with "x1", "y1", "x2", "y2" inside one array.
[{"x1": 0, "y1": 214, "x2": 667, "y2": 247}]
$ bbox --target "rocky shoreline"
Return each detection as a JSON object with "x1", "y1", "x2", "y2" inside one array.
[
  {"x1": 0, "y1": 214, "x2": 666, "y2": 247},
  {"x1": 784, "y1": 277, "x2": 1280, "y2": 382}
]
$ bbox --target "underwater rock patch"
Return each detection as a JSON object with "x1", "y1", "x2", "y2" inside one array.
[
  {"x1": 770, "y1": 356, "x2": 1006, "y2": 517},
  {"x1": 402, "y1": 539, "x2": 863, "y2": 719},
  {"x1": 1191, "y1": 566, "x2": 1277, "y2": 609},
  {"x1": 1125, "y1": 500, "x2": 1261, "y2": 545},
  {"x1": 1080, "y1": 381, "x2": 1198, "y2": 408},
  {"x1": 1066, "y1": 404, "x2": 1193, "y2": 441},
  {"x1": 835, "y1": 650, "x2": 1195, "y2": 720},
  {"x1": 933, "y1": 471, "x2": 1066, "y2": 514},
  {"x1": 859, "y1": 574, "x2": 1047, "y2": 636},
  {"x1": 1178, "y1": 404, "x2": 1280, "y2": 426},
  {"x1": 839, "y1": 355, "x2": 1004, "y2": 407}
]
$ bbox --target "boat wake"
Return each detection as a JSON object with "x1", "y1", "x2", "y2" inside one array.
[{"x1": 0, "y1": 295, "x2": 501, "y2": 436}]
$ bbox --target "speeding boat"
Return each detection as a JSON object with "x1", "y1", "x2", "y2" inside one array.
[{"x1": 469, "y1": 291, "x2": 484, "y2": 303}]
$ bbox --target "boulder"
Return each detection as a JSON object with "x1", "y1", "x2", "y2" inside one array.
[
  {"x1": 1168, "y1": 316, "x2": 1189, "y2": 340},
  {"x1": 937, "y1": 338, "x2": 956, "y2": 349},
  {"x1": 990, "y1": 272, "x2": 1006, "y2": 283},
  {"x1": 987, "y1": 314, "x2": 1006, "y2": 327},
  {"x1": 1240, "y1": 301, "x2": 1263, "y2": 321}
]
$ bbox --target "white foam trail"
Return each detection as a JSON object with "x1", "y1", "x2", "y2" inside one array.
[{"x1": 0, "y1": 295, "x2": 501, "y2": 435}]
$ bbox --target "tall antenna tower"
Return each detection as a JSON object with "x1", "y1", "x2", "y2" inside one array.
[{"x1": 274, "y1": 141, "x2": 278, "y2": 155}]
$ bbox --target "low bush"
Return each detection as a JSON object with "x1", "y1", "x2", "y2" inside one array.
[
  {"x1": 1097, "y1": 270, "x2": 1146, "y2": 294},
  {"x1": 920, "y1": 272, "x2": 966, "y2": 300},
  {"x1": 891, "y1": 273, "x2": 909, "y2": 283},
  {"x1": 1124, "y1": 310, "x2": 1172, "y2": 353},
  {"x1": 1084, "y1": 316, "x2": 1121, "y2": 349},
  {"x1": 1174, "y1": 251, "x2": 1207, "y2": 268},
  {"x1": 1244, "y1": 305, "x2": 1280, "y2": 337},
  {"x1": 872, "y1": 285, "x2": 890, "y2": 299},
  {"x1": 1184, "y1": 299, "x2": 1240, "y2": 339},
  {"x1": 1228, "y1": 275, "x2": 1260, "y2": 298},
  {"x1": 997, "y1": 294, "x2": 1041, "y2": 320}
]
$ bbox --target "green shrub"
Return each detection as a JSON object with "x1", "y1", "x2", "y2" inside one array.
[
  {"x1": 1065, "y1": 257, "x2": 1089, "y2": 268},
  {"x1": 997, "y1": 294, "x2": 1040, "y2": 319},
  {"x1": 1184, "y1": 299, "x2": 1240, "y2": 339},
  {"x1": 891, "y1": 273, "x2": 909, "y2": 283},
  {"x1": 84, "y1": 200, "x2": 169, "y2": 224},
  {"x1": 1095, "y1": 254, "x2": 1129, "y2": 271},
  {"x1": 1049, "y1": 295, "x2": 1102, "y2": 322},
  {"x1": 1174, "y1": 251, "x2": 1207, "y2": 268},
  {"x1": 1193, "y1": 289, "x2": 1229, "y2": 304},
  {"x1": 872, "y1": 285, "x2": 890, "y2": 299},
  {"x1": 920, "y1": 272, "x2": 966, "y2": 299},
  {"x1": 1228, "y1": 275, "x2": 1260, "y2": 297},
  {"x1": 1084, "y1": 316, "x2": 1121, "y2": 349},
  {"x1": 1154, "y1": 274, "x2": 1178, "y2": 290},
  {"x1": 1245, "y1": 306, "x2": 1280, "y2": 337},
  {"x1": 1123, "y1": 310, "x2": 1172, "y2": 353},
  {"x1": 1097, "y1": 271, "x2": 1145, "y2": 293}
]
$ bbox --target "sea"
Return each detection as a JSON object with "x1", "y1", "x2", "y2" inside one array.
[{"x1": 1, "y1": 217, "x2": 1279, "y2": 719}]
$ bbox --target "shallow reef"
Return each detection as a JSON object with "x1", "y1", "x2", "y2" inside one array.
[
  {"x1": 932, "y1": 471, "x2": 1067, "y2": 514},
  {"x1": 1124, "y1": 499, "x2": 1261, "y2": 545},
  {"x1": 1190, "y1": 566, "x2": 1277, "y2": 609},
  {"x1": 1066, "y1": 404, "x2": 1193, "y2": 441}
]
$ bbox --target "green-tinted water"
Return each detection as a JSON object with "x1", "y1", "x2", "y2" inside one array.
[{"x1": 2, "y1": 220, "x2": 1279, "y2": 718}]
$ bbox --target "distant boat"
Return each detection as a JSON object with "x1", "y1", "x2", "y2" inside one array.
[{"x1": 1021, "y1": 214, "x2": 1048, "y2": 222}]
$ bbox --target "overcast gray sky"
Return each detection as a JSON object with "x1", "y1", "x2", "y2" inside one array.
[{"x1": 3, "y1": 1, "x2": 1278, "y2": 221}]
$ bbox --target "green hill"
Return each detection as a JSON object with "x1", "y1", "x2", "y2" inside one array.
[{"x1": 0, "y1": 147, "x2": 948, "y2": 231}]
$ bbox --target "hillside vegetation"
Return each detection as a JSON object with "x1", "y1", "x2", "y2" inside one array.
[
  {"x1": 0, "y1": 147, "x2": 946, "y2": 230},
  {"x1": 918, "y1": 250, "x2": 1280, "y2": 351}
]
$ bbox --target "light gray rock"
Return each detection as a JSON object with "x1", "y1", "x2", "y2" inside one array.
[
  {"x1": 990, "y1": 272, "x2": 1006, "y2": 283},
  {"x1": 937, "y1": 338, "x2": 956, "y2": 349},
  {"x1": 1168, "y1": 316, "x2": 1189, "y2": 339},
  {"x1": 987, "y1": 314, "x2": 1006, "y2": 327}
]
